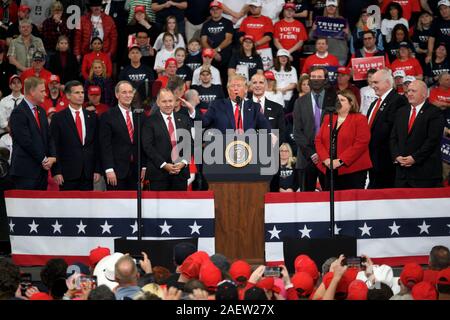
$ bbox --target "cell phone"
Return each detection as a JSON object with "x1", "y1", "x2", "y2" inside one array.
[
  {"x1": 264, "y1": 266, "x2": 281, "y2": 277},
  {"x1": 79, "y1": 275, "x2": 97, "y2": 289},
  {"x1": 20, "y1": 273, "x2": 32, "y2": 296},
  {"x1": 342, "y1": 257, "x2": 367, "y2": 269}
]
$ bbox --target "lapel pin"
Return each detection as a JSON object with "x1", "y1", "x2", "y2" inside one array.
[{"x1": 267, "y1": 107, "x2": 272, "y2": 111}]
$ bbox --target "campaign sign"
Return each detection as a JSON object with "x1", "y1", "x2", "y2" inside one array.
[
  {"x1": 351, "y1": 56, "x2": 385, "y2": 81},
  {"x1": 314, "y1": 16, "x2": 347, "y2": 40}
]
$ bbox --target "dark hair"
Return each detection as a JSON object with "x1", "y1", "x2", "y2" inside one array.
[
  {"x1": 437, "y1": 283, "x2": 450, "y2": 295},
  {"x1": 167, "y1": 76, "x2": 185, "y2": 92},
  {"x1": 239, "y1": 38, "x2": 258, "y2": 58},
  {"x1": 385, "y1": 2, "x2": 403, "y2": 20},
  {"x1": 183, "y1": 279, "x2": 206, "y2": 293},
  {"x1": 367, "y1": 68, "x2": 378, "y2": 76},
  {"x1": 90, "y1": 36, "x2": 103, "y2": 45},
  {"x1": 163, "y1": 15, "x2": 180, "y2": 39},
  {"x1": 274, "y1": 54, "x2": 292, "y2": 72},
  {"x1": 429, "y1": 246, "x2": 450, "y2": 270},
  {"x1": 309, "y1": 65, "x2": 329, "y2": 79},
  {"x1": 40, "y1": 258, "x2": 68, "y2": 292},
  {"x1": 152, "y1": 266, "x2": 171, "y2": 285},
  {"x1": 367, "y1": 282, "x2": 394, "y2": 300},
  {"x1": 0, "y1": 258, "x2": 20, "y2": 300},
  {"x1": 362, "y1": 30, "x2": 375, "y2": 38},
  {"x1": 64, "y1": 80, "x2": 83, "y2": 95},
  {"x1": 88, "y1": 285, "x2": 116, "y2": 300},
  {"x1": 390, "y1": 24, "x2": 410, "y2": 43},
  {"x1": 163, "y1": 32, "x2": 175, "y2": 43}
]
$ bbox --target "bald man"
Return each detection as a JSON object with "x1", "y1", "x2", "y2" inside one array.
[{"x1": 390, "y1": 80, "x2": 445, "y2": 188}]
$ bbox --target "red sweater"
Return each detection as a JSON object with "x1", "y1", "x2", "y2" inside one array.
[
  {"x1": 301, "y1": 53, "x2": 339, "y2": 74},
  {"x1": 391, "y1": 57, "x2": 423, "y2": 77},
  {"x1": 315, "y1": 113, "x2": 372, "y2": 175},
  {"x1": 81, "y1": 51, "x2": 113, "y2": 80},
  {"x1": 239, "y1": 15, "x2": 274, "y2": 50},
  {"x1": 74, "y1": 13, "x2": 117, "y2": 57}
]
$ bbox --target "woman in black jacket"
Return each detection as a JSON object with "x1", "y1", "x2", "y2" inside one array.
[{"x1": 47, "y1": 35, "x2": 80, "y2": 85}]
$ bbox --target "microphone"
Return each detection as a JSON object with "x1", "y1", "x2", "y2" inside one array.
[{"x1": 235, "y1": 96, "x2": 242, "y2": 110}]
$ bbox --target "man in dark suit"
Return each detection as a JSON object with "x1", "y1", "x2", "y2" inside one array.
[
  {"x1": 185, "y1": 74, "x2": 271, "y2": 133},
  {"x1": 9, "y1": 77, "x2": 56, "y2": 190},
  {"x1": 390, "y1": 80, "x2": 445, "y2": 188},
  {"x1": 367, "y1": 69, "x2": 409, "y2": 189},
  {"x1": 250, "y1": 73, "x2": 286, "y2": 143},
  {"x1": 50, "y1": 80, "x2": 101, "y2": 190},
  {"x1": 293, "y1": 66, "x2": 336, "y2": 191},
  {"x1": 142, "y1": 88, "x2": 192, "y2": 191},
  {"x1": 99, "y1": 81, "x2": 146, "y2": 190}
]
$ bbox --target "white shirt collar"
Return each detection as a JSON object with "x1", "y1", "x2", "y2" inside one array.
[
  {"x1": 411, "y1": 100, "x2": 426, "y2": 114},
  {"x1": 316, "y1": 52, "x2": 329, "y2": 59},
  {"x1": 160, "y1": 111, "x2": 174, "y2": 121},
  {"x1": 380, "y1": 88, "x2": 393, "y2": 101},
  {"x1": 68, "y1": 105, "x2": 83, "y2": 114}
]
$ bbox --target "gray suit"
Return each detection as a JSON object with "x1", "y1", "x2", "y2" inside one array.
[{"x1": 293, "y1": 88, "x2": 337, "y2": 191}]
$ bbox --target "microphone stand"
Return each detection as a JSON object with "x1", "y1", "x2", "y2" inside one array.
[
  {"x1": 234, "y1": 96, "x2": 243, "y2": 163},
  {"x1": 328, "y1": 108, "x2": 335, "y2": 238},
  {"x1": 133, "y1": 105, "x2": 144, "y2": 240}
]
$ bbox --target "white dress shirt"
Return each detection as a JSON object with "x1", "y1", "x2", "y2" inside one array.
[
  {"x1": 159, "y1": 111, "x2": 188, "y2": 168},
  {"x1": 367, "y1": 88, "x2": 393, "y2": 124},
  {"x1": 0, "y1": 93, "x2": 23, "y2": 133},
  {"x1": 253, "y1": 95, "x2": 266, "y2": 113}
]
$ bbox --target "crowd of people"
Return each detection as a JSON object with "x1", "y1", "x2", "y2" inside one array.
[
  {"x1": 0, "y1": 244, "x2": 449, "y2": 300},
  {"x1": 0, "y1": 0, "x2": 448, "y2": 192}
]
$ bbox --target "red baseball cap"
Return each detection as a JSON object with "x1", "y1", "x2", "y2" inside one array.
[
  {"x1": 49, "y1": 74, "x2": 60, "y2": 83},
  {"x1": 88, "y1": 86, "x2": 101, "y2": 96},
  {"x1": 437, "y1": 268, "x2": 450, "y2": 286},
  {"x1": 179, "y1": 251, "x2": 209, "y2": 279},
  {"x1": 243, "y1": 34, "x2": 255, "y2": 43},
  {"x1": 400, "y1": 263, "x2": 424, "y2": 289},
  {"x1": 18, "y1": 5, "x2": 31, "y2": 12},
  {"x1": 411, "y1": 281, "x2": 437, "y2": 300},
  {"x1": 256, "y1": 277, "x2": 281, "y2": 294},
  {"x1": 165, "y1": 57, "x2": 177, "y2": 69},
  {"x1": 337, "y1": 66, "x2": 351, "y2": 75},
  {"x1": 229, "y1": 260, "x2": 252, "y2": 283},
  {"x1": 347, "y1": 280, "x2": 368, "y2": 300},
  {"x1": 322, "y1": 270, "x2": 353, "y2": 294},
  {"x1": 202, "y1": 48, "x2": 215, "y2": 58},
  {"x1": 283, "y1": 3, "x2": 296, "y2": 10},
  {"x1": 291, "y1": 272, "x2": 314, "y2": 297},
  {"x1": 89, "y1": 246, "x2": 110, "y2": 267},
  {"x1": 199, "y1": 261, "x2": 222, "y2": 291},
  {"x1": 210, "y1": 1, "x2": 223, "y2": 9},
  {"x1": 9, "y1": 74, "x2": 21, "y2": 85},
  {"x1": 134, "y1": 5, "x2": 146, "y2": 13},
  {"x1": 264, "y1": 70, "x2": 276, "y2": 81},
  {"x1": 294, "y1": 254, "x2": 319, "y2": 282}
]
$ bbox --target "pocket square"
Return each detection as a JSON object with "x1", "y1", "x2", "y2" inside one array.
[{"x1": 269, "y1": 117, "x2": 274, "y2": 120}]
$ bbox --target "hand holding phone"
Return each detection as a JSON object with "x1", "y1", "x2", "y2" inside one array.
[{"x1": 264, "y1": 266, "x2": 281, "y2": 277}]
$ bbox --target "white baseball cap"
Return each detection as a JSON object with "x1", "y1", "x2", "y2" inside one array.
[
  {"x1": 247, "y1": 0, "x2": 262, "y2": 7},
  {"x1": 437, "y1": 0, "x2": 450, "y2": 7},
  {"x1": 393, "y1": 70, "x2": 406, "y2": 78},
  {"x1": 326, "y1": 0, "x2": 338, "y2": 7}
]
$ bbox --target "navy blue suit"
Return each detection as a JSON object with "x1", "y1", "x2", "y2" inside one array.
[
  {"x1": 200, "y1": 98, "x2": 271, "y2": 133},
  {"x1": 9, "y1": 99, "x2": 56, "y2": 190}
]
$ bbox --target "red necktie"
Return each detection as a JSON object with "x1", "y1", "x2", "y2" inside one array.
[
  {"x1": 167, "y1": 116, "x2": 178, "y2": 161},
  {"x1": 126, "y1": 110, "x2": 134, "y2": 143},
  {"x1": 408, "y1": 106, "x2": 416, "y2": 133},
  {"x1": 33, "y1": 106, "x2": 41, "y2": 129},
  {"x1": 368, "y1": 98, "x2": 381, "y2": 129},
  {"x1": 234, "y1": 104, "x2": 243, "y2": 133},
  {"x1": 75, "y1": 111, "x2": 83, "y2": 144}
]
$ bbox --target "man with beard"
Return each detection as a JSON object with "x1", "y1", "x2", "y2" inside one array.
[
  {"x1": 42, "y1": 75, "x2": 69, "y2": 113},
  {"x1": 293, "y1": 66, "x2": 337, "y2": 191}
]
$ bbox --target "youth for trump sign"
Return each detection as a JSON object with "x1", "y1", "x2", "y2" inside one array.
[
  {"x1": 351, "y1": 56, "x2": 385, "y2": 81},
  {"x1": 313, "y1": 16, "x2": 347, "y2": 40}
]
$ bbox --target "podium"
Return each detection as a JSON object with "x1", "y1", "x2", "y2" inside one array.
[{"x1": 203, "y1": 132, "x2": 276, "y2": 264}]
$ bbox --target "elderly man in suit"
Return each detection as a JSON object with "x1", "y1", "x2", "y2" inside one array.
[
  {"x1": 367, "y1": 69, "x2": 409, "y2": 189},
  {"x1": 390, "y1": 80, "x2": 445, "y2": 188},
  {"x1": 50, "y1": 80, "x2": 101, "y2": 190},
  {"x1": 142, "y1": 88, "x2": 192, "y2": 191},
  {"x1": 99, "y1": 81, "x2": 146, "y2": 190},
  {"x1": 293, "y1": 66, "x2": 337, "y2": 191},
  {"x1": 9, "y1": 77, "x2": 56, "y2": 190},
  {"x1": 186, "y1": 74, "x2": 271, "y2": 133}
]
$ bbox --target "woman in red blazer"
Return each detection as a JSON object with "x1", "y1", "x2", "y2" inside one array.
[{"x1": 315, "y1": 89, "x2": 372, "y2": 190}]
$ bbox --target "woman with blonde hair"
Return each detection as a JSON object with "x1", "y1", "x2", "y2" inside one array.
[
  {"x1": 84, "y1": 59, "x2": 114, "y2": 107},
  {"x1": 271, "y1": 143, "x2": 299, "y2": 192},
  {"x1": 315, "y1": 89, "x2": 372, "y2": 190}
]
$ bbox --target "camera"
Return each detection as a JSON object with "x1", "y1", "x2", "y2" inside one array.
[
  {"x1": 264, "y1": 266, "x2": 281, "y2": 277},
  {"x1": 19, "y1": 273, "x2": 32, "y2": 296},
  {"x1": 342, "y1": 256, "x2": 367, "y2": 270}
]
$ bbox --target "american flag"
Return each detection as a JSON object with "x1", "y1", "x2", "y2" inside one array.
[
  {"x1": 265, "y1": 188, "x2": 450, "y2": 266},
  {"x1": 5, "y1": 191, "x2": 215, "y2": 266}
]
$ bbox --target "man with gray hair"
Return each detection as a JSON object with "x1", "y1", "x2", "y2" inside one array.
[
  {"x1": 367, "y1": 69, "x2": 408, "y2": 189},
  {"x1": 7, "y1": 19, "x2": 46, "y2": 72},
  {"x1": 390, "y1": 80, "x2": 445, "y2": 188}
]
